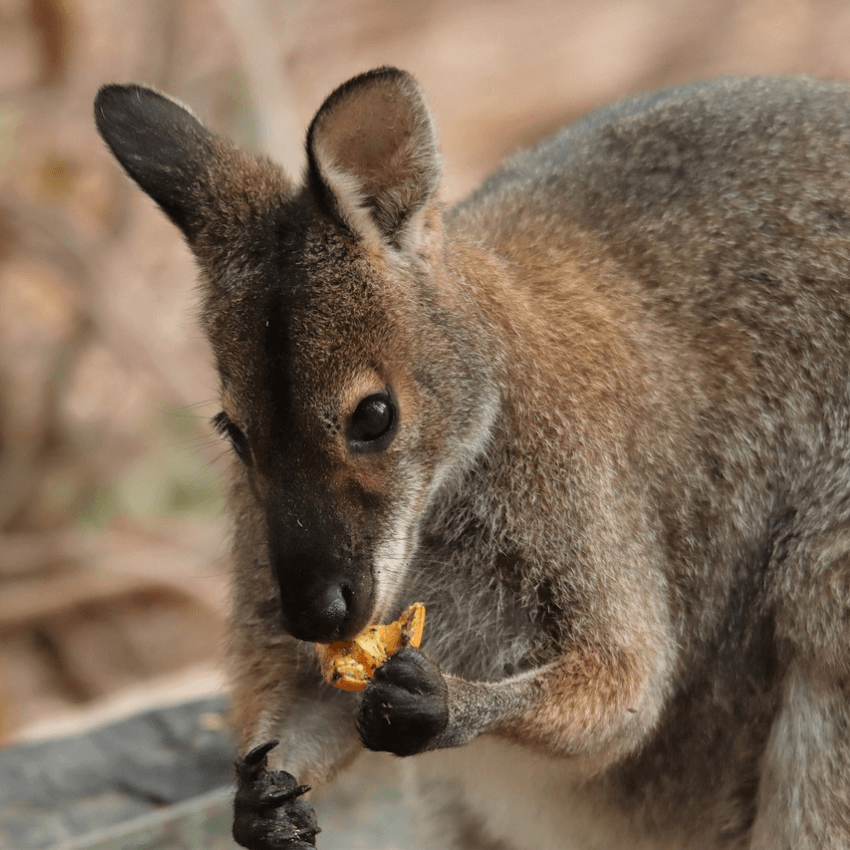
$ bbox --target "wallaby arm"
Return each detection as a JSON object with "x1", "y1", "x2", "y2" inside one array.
[
  {"x1": 442, "y1": 646, "x2": 665, "y2": 762},
  {"x1": 228, "y1": 631, "x2": 361, "y2": 787},
  {"x1": 358, "y1": 636, "x2": 670, "y2": 771}
]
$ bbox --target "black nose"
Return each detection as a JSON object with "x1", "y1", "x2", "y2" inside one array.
[
  {"x1": 280, "y1": 583, "x2": 356, "y2": 643},
  {"x1": 316, "y1": 584, "x2": 348, "y2": 632}
]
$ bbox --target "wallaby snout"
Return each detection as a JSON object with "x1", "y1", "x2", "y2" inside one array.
[{"x1": 268, "y1": 525, "x2": 374, "y2": 644}]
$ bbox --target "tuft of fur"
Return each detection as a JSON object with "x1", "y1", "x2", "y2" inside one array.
[{"x1": 96, "y1": 71, "x2": 850, "y2": 849}]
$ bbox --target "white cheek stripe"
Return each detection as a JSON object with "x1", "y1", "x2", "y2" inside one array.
[
  {"x1": 370, "y1": 393, "x2": 500, "y2": 621},
  {"x1": 372, "y1": 498, "x2": 420, "y2": 619}
]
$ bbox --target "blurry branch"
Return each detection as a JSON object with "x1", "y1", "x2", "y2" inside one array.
[
  {"x1": 0, "y1": 202, "x2": 96, "y2": 531},
  {"x1": 0, "y1": 0, "x2": 248, "y2": 734},
  {"x1": 29, "y1": 0, "x2": 73, "y2": 85},
  {"x1": 0, "y1": 531, "x2": 83, "y2": 578},
  {"x1": 151, "y1": 0, "x2": 186, "y2": 93},
  {"x1": 1, "y1": 569, "x2": 149, "y2": 632},
  {"x1": 213, "y1": 0, "x2": 308, "y2": 165}
]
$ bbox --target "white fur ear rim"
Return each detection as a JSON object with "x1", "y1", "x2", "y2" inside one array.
[
  {"x1": 312, "y1": 140, "x2": 385, "y2": 245},
  {"x1": 313, "y1": 137, "x2": 437, "y2": 254}
]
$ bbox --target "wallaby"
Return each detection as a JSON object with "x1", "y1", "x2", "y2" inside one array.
[{"x1": 94, "y1": 68, "x2": 850, "y2": 849}]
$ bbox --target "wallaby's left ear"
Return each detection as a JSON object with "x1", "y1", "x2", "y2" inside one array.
[
  {"x1": 95, "y1": 83, "x2": 291, "y2": 268},
  {"x1": 306, "y1": 67, "x2": 441, "y2": 249},
  {"x1": 95, "y1": 84, "x2": 219, "y2": 242}
]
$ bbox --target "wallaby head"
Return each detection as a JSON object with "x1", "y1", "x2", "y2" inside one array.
[{"x1": 94, "y1": 68, "x2": 499, "y2": 643}]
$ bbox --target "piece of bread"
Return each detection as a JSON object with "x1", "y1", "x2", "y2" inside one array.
[{"x1": 315, "y1": 603, "x2": 426, "y2": 692}]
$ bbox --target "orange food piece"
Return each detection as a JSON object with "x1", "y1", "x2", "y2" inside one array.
[{"x1": 315, "y1": 602, "x2": 426, "y2": 692}]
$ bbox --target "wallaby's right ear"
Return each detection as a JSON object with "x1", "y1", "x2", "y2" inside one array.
[
  {"x1": 94, "y1": 84, "x2": 217, "y2": 242},
  {"x1": 306, "y1": 67, "x2": 441, "y2": 250}
]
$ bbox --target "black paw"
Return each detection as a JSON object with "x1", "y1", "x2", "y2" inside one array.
[
  {"x1": 233, "y1": 740, "x2": 320, "y2": 849},
  {"x1": 357, "y1": 647, "x2": 448, "y2": 756}
]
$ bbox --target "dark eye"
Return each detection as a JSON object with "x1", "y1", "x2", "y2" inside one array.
[
  {"x1": 212, "y1": 412, "x2": 252, "y2": 466},
  {"x1": 348, "y1": 391, "x2": 397, "y2": 452}
]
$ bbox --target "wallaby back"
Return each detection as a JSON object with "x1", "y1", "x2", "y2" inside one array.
[{"x1": 95, "y1": 71, "x2": 850, "y2": 849}]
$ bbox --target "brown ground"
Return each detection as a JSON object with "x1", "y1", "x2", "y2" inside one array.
[{"x1": 3, "y1": 0, "x2": 850, "y2": 742}]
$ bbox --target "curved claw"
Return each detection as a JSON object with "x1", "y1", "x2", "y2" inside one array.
[
  {"x1": 294, "y1": 825, "x2": 321, "y2": 841},
  {"x1": 243, "y1": 739, "x2": 280, "y2": 767},
  {"x1": 259, "y1": 784, "x2": 312, "y2": 807},
  {"x1": 233, "y1": 740, "x2": 320, "y2": 849}
]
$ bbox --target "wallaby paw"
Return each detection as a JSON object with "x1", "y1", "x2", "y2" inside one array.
[
  {"x1": 357, "y1": 647, "x2": 448, "y2": 756},
  {"x1": 233, "y1": 740, "x2": 320, "y2": 849}
]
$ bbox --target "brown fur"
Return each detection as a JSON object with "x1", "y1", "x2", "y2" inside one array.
[{"x1": 95, "y1": 70, "x2": 850, "y2": 848}]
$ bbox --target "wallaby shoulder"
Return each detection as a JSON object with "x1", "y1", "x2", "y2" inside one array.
[
  {"x1": 447, "y1": 74, "x2": 850, "y2": 492},
  {"x1": 433, "y1": 74, "x2": 850, "y2": 697},
  {"x1": 452, "y1": 76, "x2": 850, "y2": 267}
]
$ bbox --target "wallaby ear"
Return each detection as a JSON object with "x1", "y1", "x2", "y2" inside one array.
[
  {"x1": 94, "y1": 84, "x2": 218, "y2": 242},
  {"x1": 306, "y1": 67, "x2": 441, "y2": 249}
]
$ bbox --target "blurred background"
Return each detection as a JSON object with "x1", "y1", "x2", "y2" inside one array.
[{"x1": 3, "y1": 0, "x2": 850, "y2": 744}]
